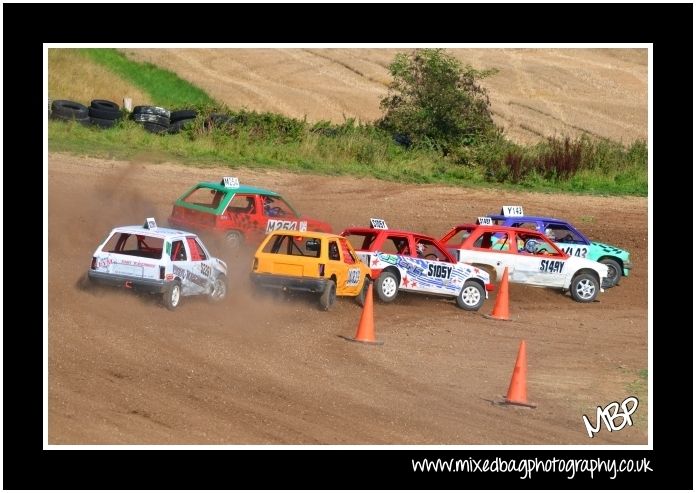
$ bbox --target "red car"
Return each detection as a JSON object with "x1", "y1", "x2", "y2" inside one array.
[
  {"x1": 340, "y1": 220, "x2": 493, "y2": 311},
  {"x1": 168, "y1": 177, "x2": 332, "y2": 249}
]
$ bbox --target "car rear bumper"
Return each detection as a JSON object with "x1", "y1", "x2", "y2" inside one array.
[
  {"x1": 88, "y1": 270, "x2": 169, "y2": 293},
  {"x1": 250, "y1": 273, "x2": 329, "y2": 293}
]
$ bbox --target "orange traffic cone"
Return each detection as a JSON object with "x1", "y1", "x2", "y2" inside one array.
[
  {"x1": 343, "y1": 282, "x2": 383, "y2": 345},
  {"x1": 486, "y1": 266, "x2": 511, "y2": 321},
  {"x1": 503, "y1": 340, "x2": 536, "y2": 408}
]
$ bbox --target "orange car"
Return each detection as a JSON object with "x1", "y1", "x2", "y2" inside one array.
[{"x1": 250, "y1": 230, "x2": 371, "y2": 311}]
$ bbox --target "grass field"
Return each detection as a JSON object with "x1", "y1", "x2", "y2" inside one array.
[{"x1": 48, "y1": 48, "x2": 648, "y2": 196}]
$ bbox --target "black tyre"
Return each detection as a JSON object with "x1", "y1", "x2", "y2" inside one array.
[
  {"x1": 209, "y1": 275, "x2": 227, "y2": 302},
  {"x1": 132, "y1": 105, "x2": 171, "y2": 119},
  {"x1": 142, "y1": 122, "x2": 169, "y2": 134},
  {"x1": 355, "y1": 277, "x2": 370, "y2": 307},
  {"x1": 51, "y1": 100, "x2": 89, "y2": 119},
  {"x1": 168, "y1": 118, "x2": 195, "y2": 134},
  {"x1": 50, "y1": 113, "x2": 90, "y2": 125},
  {"x1": 455, "y1": 280, "x2": 485, "y2": 311},
  {"x1": 163, "y1": 282, "x2": 182, "y2": 310},
  {"x1": 89, "y1": 116, "x2": 118, "y2": 128},
  {"x1": 225, "y1": 230, "x2": 243, "y2": 249},
  {"x1": 375, "y1": 270, "x2": 399, "y2": 303},
  {"x1": 90, "y1": 99, "x2": 120, "y2": 111},
  {"x1": 570, "y1": 273, "x2": 599, "y2": 303},
  {"x1": 319, "y1": 280, "x2": 336, "y2": 311},
  {"x1": 170, "y1": 109, "x2": 198, "y2": 122},
  {"x1": 599, "y1": 258, "x2": 621, "y2": 288},
  {"x1": 88, "y1": 106, "x2": 121, "y2": 120}
]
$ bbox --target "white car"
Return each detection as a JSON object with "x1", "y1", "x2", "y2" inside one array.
[
  {"x1": 440, "y1": 224, "x2": 610, "y2": 303},
  {"x1": 88, "y1": 218, "x2": 228, "y2": 310}
]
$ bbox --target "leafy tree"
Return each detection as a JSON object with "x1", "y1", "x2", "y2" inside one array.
[{"x1": 378, "y1": 49, "x2": 499, "y2": 154}]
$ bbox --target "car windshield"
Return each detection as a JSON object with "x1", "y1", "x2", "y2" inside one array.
[{"x1": 262, "y1": 196, "x2": 298, "y2": 218}]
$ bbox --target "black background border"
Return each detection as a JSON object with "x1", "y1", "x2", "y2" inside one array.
[{"x1": 5, "y1": 2, "x2": 692, "y2": 490}]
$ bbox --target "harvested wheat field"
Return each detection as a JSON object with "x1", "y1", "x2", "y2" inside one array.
[{"x1": 122, "y1": 48, "x2": 647, "y2": 144}]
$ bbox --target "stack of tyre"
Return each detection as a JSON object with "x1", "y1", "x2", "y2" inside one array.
[
  {"x1": 169, "y1": 109, "x2": 198, "y2": 134},
  {"x1": 87, "y1": 100, "x2": 122, "y2": 128},
  {"x1": 131, "y1": 106, "x2": 198, "y2": 134},
  {"x1": 50, "y1": 99, "x2": 122, "y2": 127}
]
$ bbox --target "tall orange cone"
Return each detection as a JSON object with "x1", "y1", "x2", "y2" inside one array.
[
  {"x1": 486, "y1": 266, "x2": 511, "y2": 321},
  {"x1": 503, "y1": 340, "x2": 536, "y2": 408},
  {"x1": 343, "y1": 282, "x2": 383, "y2": 345}
]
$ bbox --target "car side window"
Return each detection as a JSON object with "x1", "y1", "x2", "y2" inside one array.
[
  {"x1": 328, "y1": 241, "x2": 340, "y2": 261},
  {"x1": 262, "y1": 196, "x2": 293, "y2": 217},
  {"x1": 194, "y1": 239, "x2": 208, "y2": 260},
  {"x1": 227, "y1": 194, "x2": 255, "y2": 215},
  {"x1": 547, "y1": 223, "x2": 582, "y2": 244},
  {"x1": 186, "y1": 237, "x2": 206, "y2": 261},
  {"x1": 473, "y1": 232, "x2": 494, "y2": 249},
  {"x1": 416, "y1": 239, "x2": 446, "y2": 260},
  {"x1": 171, "y1": 240, "x2": 187, "y2": 261},
  {"x1": 383, "y1": 235, "x2": 409, "y2": 255}
]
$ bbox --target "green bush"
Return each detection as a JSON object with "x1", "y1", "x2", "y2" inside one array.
[{"x1": 377, "y1": 48, "x2": 500, "y2": 154}]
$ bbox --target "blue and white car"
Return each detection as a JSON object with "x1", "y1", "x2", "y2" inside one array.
[{"x1": 88, "y1": 218, "x2": 228, "y2": 310}]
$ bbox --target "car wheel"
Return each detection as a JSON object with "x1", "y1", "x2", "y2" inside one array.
[
  {"x1": 599, "y1": 258, "x2": 621, "y2": 287},
  {"x1": 163, "y1": 282, "x2": 181, "y2": 310},
  {"x1": 209, "y1": 275, "x2": 227, "y2": 302},
  {"x1": 355, "y1": 277, "x2": 370, "y2": 307},
  {"x1": 319, "y1": 280, "x2": 336, "y2": 311},
  {"x1": 456, "y1": 280, "x2": 485, "y2": 311},
  {"x1": 225, "y1": 230, "x2": 243, "y2": 249},
  {"x1": 375, "y1": 271, "x2": 399, "y2": 303},
  {"x1": 570, "y1": 273, "x2": 599, "y2": 303}
]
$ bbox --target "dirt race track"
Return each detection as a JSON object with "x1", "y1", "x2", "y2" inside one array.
[{"x1": 48, "y1": 153, "x2": 648, "y2": 445}]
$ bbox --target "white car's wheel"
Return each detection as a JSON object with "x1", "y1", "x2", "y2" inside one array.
[
  {"x1": 570, "y1": 273, "x2": 599, "y2": 303},
  {"x1": 375, "y1": 271, "x2": 398, "y2": 303},
  {"x1": 163, "y1": 282, "x2": 181, "y2": 310},
  {"x1": 209, "y1": 275, "x2": 227, "y2": 302},
  {"x1": 456, "y1": 280, "x2": 485, "y2": 311}
]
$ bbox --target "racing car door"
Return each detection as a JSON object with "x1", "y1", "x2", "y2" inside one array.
[
  {"x1": 408, "y1": 238, "x2": 461, "y2": 296},
  {"x1": 510, "y1": 231, "x2": 567, "y2": 288},
  {"x1": 457, "y1": 229, "x2": 516, "y2": 281},
  {"x1": 173, "y1": 237, "x2": 214, "y2": 295}
]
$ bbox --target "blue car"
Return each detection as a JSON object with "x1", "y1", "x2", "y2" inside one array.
[{"x1": 485, "y1": 206, "x2": 632, "y2": 287}]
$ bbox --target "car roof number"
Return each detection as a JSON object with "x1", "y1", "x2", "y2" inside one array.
[
  {"x1": 477, "y1": 216, "x2": 493, "y2": 225},
  {"x1": 144, "y1": 217, "x2": 157, "y2": 230},
  {"x1": 501, "y1": 205, "x2": 524, "y2": 217},
  {"x1": 222, "y1": 177, "x2": 240, "y2": 188},
  {"x1": 370, "y1": 218, "x2": 388, "y2": 229}
]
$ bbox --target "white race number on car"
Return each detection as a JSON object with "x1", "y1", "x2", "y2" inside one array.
[{"x1": 346, "y1": 268, "x2": 361, "y2": 286}]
